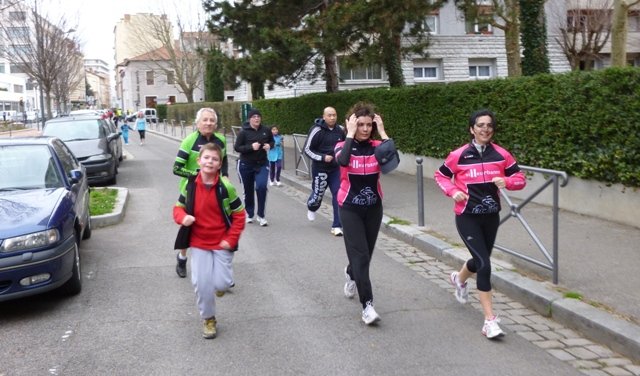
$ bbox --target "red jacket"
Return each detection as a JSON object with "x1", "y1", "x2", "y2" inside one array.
[{"x1": 173, "y1": 174, "x2": 245, "y2": 250}]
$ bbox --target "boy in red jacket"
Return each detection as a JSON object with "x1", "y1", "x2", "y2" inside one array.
[{"x1": 173, "y1": 143, "x2": 246, "y2": 339}]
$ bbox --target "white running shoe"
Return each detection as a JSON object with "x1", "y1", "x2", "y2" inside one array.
[
  {"x1": 362, "y1": 301, "x2": 381, "y2": 325},
  {"x1": 276, "y1": 181, "x2": 282, "y2": 186},
  {"x1": 307, "y1": 210, "x2": 315, "y2": 221},
  {"x1": 449, "y1": 272, "x2": 469, "y2": 304},
  {"x1": 331, "y1": 227, "x2": 343, "y2": 236},
  {"x1": 269, "y1": 181, "x2": 275, "y2": 186},
  {"x1": 258, "y1": 216, "x2": 268, "y2": 227},
  {"x1": 246, "y1": 217, "x2": 254, "y2": 224},
  {"x1": 343, "y1": 267, "x2": 356, "y2": 299},
  {"x1": 482, "y1": 316, "x2": 505, "y2": 339}
]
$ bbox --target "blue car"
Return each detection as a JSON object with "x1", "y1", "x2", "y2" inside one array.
[{"x1": 0, "y1": 137, "x2": 91, "y2": 302}]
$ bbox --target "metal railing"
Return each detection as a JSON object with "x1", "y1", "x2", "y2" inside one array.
[
  {"x1": 416, "y1": 162, "x2": 568, "y2": 284},
  {"x1": 292, "y1": 133, "x2": 311, "y2": 177},
  {"x1": 495, "y1": 166, "x2": 568, "y2": 284}
]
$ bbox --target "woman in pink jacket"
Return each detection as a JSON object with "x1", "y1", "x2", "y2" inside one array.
[{"x1": 434, "y1": 109, "x2": 526, "y2": 339}]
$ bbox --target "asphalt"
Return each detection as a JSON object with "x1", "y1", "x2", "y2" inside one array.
[{"x1": 4, "y1": 123, "x2": 639, "y2": 363}]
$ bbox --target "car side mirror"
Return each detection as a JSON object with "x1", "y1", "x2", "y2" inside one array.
[{"x1": 69, "y1": 169, "x2": 84, "y2": 184}]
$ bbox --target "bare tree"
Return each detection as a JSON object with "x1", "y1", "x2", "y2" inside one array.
[
  {"x1": 129, "y1": 11, "x2": 214, "y2": 103},
  {"x1": 611, "y1": 0, "x2": 640, "y2": 66},
  {"x1": 53, "y1": 49, "x2": 84, "y2": 114},
  {"x1": 0, "y1": 0, "x2": 81, "y2": 119},
  {"x1": 456, "y1": 0, "x2": 522, "y2": 77},
  {"x1": 553, "y1": 0, "x2": 613, "y2": 71}
]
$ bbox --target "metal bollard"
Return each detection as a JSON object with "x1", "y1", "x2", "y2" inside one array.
[{"x1": 416, "y1": 157, "x2": 424, "y2": 226}]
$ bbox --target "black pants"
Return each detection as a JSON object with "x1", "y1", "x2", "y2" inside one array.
[
  {"x1": 455, "y1": 213, "x2": 500, "y2": 292},
  {"x1": 307, "y1": 165, "x2": 341, "y2": 227},
  {"x1": 340, "y1": 203, "x2": 383, "y2": 308}
]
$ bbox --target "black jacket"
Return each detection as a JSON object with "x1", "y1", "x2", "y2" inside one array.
[
  {"x1": 303, "y1": 118, "x2": 345, "y2": 170},
  {"x1": 233, "y1": 122, "x2": 275, "y2": 166}
]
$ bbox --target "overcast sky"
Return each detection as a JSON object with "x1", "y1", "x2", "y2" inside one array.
[{"x1": 40, "y1": 0, "x2": 207, "y2": 67}]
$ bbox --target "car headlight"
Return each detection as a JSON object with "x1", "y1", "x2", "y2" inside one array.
[
  {"x1": 0, "y1": 229, "x2": 59, "y2": 253},
  {"x1": 85, "y1": 154, "x2": 112, "y2": 163}
]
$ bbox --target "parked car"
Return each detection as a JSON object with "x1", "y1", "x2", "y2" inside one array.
[
  {"x1": 0, "y1": 137, "x2": 91, "y2": 302},
  {"x1": 104, "y1": 116, "x2": 124, "y2": 162},
  {"x1": 42, "y1": 115, "x2": 120, "y2": 185}
]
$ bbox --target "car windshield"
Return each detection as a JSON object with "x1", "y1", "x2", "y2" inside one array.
[
  {"x1": 0, "y1": 145, "x2": 63, "y2": 191},
  {"x1": 43, "y1": 120, "x2": 103, "y2": 141}
]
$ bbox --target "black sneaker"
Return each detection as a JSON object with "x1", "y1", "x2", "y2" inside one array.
[{"x1": 176, "y1": 255, "x2": 187, "y2": 278}]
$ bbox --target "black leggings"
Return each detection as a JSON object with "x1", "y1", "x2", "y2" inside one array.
[
  {"x1": 455, "y1": 213, "x2": 500, "y2": 292},
  {"x1": 340, "y1": 203, "x2": 383, "y2": 308}
]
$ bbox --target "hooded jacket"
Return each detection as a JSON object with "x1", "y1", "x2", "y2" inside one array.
[{"x1": 303, "y1": 118, "x2": 346, "y2": 170}]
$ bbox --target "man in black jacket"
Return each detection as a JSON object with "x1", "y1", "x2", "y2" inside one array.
[
  {"x1": 303, "y1": 107, "x2": 346, "y2": 236},
  {"x1": 234, "y1": 108, "x2": 275, "y2": 227}
]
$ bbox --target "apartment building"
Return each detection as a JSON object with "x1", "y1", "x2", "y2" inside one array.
[{"x1": 114, "y1": 13, "x2": 206, "y2": 113}]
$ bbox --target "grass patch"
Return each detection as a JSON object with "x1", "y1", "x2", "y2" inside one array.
[
  {"x1": 90, "y1": 188, "x2": 118, "y2": 215},
  {"x1": 564, "y1": 291, "x2": 583, "y2": 300},
  {"x1": 388, "y1": 216, "x2": 411, "y2": 225}
]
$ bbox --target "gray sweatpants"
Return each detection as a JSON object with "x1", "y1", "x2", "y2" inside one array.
[{"x1": 190, "y1": 247, "x2": 234, "y2": 319}]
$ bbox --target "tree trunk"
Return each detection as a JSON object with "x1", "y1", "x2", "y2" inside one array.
[
  {"x1": 505, "y1": 22, "x2": 522, "y2": 77},
  {"x1": 384, "y1": 33, "x2": 405, "y2": 87},
  {"x1": 324, "y1": 53, "x2": 339, "y2": 93},
  {"x1": 611, "y1": 0, "x2": 629, "y2": 67}
]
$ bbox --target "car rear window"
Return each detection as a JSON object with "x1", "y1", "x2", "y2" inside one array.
[{"x1": 43, "y1": 120, "x2": 103, "y2": 141}]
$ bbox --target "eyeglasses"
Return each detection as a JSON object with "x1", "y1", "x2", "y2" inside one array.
[{"x1": 474, "y1": 123, "x2": 494, "y2": 129}]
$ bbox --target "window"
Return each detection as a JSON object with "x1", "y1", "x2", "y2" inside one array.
[
  {"x1": 9, "y1": 12, "x2": 26, "y2": 21},
  {"x1": 338, "y1": 59, "x2": 385, "y2": 81},
  {"x1": 466, "y1": 20, "x2": 493, "y2": 34},
  {"x1": 413, "y1": 60, "x2": 442, "y2": 81},
  {"x1": 9, "y1": 63, "x2": 28, "y2": 74},
  {"x1": 469, "y1": 59, "x2": 494, "y2": 79},
  {"x1": 630, "y1": 14, "x2": 640, "y2": 32},
  {"x1": 7, "y1": 27, "x2": 29, "y2": 39},
  {"x1": 166, "y1": 71, "x2": 175, "y2": 85},
  {"x1": 425, "y1": 15, "x2": 438, "y2": 34},
  {"x1": 0, "y1": 64, "x2": 4, "y2": 74},
  {"x1": 146, "y1": 71, "x2": 154, "y2": 85},
  {"x1": 10, "y1": 44, "x2": 31, "y2": 55},
  {"x1": 13, "y1": 84, "x2": 23, "y2": 93}
]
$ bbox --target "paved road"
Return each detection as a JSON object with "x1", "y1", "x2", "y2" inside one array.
[{"x1": 0, "y1": 131, "x2": 593, "y2": 375}]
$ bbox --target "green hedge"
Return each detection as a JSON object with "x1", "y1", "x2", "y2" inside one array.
[{"x1": 169, "y1": 67, "x2": 640, "y2": 188}]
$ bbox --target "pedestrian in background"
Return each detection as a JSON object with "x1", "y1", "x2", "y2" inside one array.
[
  {"x1": 434, "y1": 109, "x2": 526, "y2": 339},
  {"x1": 268, "y1": 125, "x2": 284, "y2": 186},
  {"x1": 172, "y1": 107, "x2": 228, "y2": 278},
  {"x1": 234, "y1": 108, "x2": 274, "y2": 227},
  {"x1": 335, "y1": 102, "x2": 399, "y2": 325},
  {"x1": 135, "y1": 111, "x2": 146, "y2": 145},
  {"x1": 173, "y1": 143, "x2": 246, "y2": 339},
  {"x1": 120, "y1": 122, "x2": 130, "y2": 145},
  {"x1": 303, "y1": 107, "x2": 345, "y2": 236}
]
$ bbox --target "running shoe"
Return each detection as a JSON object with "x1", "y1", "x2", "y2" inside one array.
[
  {"x1": 307, "y1": 210, "x2": 315, "y2": 221},
  {"x1": 362, "y1": 301, "x2": 381, "y2": 325},
  {"x1": 482, "y1": 316, "x2": 505, "y2": 339},
  {"x1": 344, "y1": 267, "x2": 356, "y2": 299},
  {"x1": 449, "y1": 271, "x2": 469, "y2": 304}
]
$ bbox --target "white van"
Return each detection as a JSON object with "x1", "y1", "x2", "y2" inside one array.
[{"x1": 141, "y1": 108, "x2": 157, "y2": 123}]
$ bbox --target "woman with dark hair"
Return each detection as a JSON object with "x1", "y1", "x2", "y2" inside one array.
[
  {"x1": 434, "y1": 109, "x2": 526, "y2": 339},
  {"x1": 334, "y1": 102, "x2": 398, "y2": 325}
]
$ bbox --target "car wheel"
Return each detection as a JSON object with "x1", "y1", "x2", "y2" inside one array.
[
  {"x1": 82, "y1": 215, "x2": 92, "y2": 240},
  {"x1": 59, "y1": 239, "x2": 82, "y2": 296}
]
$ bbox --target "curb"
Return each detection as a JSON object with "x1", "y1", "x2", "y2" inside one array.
[{"x1": 90, "y1": 187, "x2": 129, "y2": 229}]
